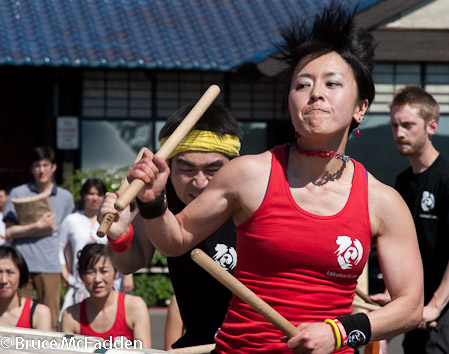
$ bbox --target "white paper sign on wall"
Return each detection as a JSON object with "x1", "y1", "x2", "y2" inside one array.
[{"x1": 57, "y1": 116, "x2": 79, "y2": 150}]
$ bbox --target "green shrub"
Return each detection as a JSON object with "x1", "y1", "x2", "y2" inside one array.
[
  {"x1": 151, "y1": 249, "x2": 168, "y2": 266},
  {"x1": 131, "y1": 273, "x2": 173, "y2": 307},
  {"x1": 62, "y1": 167, "x2": 128, "y2": 203},
  {"x1": 61, "y1": 277, "x2": 67, "y2": 301}
]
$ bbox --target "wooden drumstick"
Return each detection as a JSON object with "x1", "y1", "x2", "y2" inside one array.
[
  {"x1": 170, "y1": 343, "x2": 215, "y2": 354},
  {"x1": 114, "y1": 84, "x2": 221, "y2": 212},
  {"x1": 353, "y1": 300, "x2": 380, "y2": 312},
  {"x1": 191, "y1": 248, "x2": 300, "y2": 338},
  {"x1": 355, "y1": 287, "x2": 377, "y2": 305},
  {"x1": 96, "y1": 147, "x2": 147, "y2": 237}
]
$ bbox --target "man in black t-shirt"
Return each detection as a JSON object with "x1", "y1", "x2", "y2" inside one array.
[
  {"x1": 373, "y1": 85, "x2": 449, "y2": 354},
  {"x1": 99, "y1": 103, "x2": 242, "y2": 349}
]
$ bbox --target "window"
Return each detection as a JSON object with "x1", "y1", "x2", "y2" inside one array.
[
  {"x1": 82, "y1": 70, "x2": 152, "y2": 119},
  {"x1": 81, "y1": 120, "x2": 153, "y2": 170}
]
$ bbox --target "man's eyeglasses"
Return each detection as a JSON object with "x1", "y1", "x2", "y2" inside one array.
[{"x1": 32, "y1": 163, "x2": 53, "y2": 171}]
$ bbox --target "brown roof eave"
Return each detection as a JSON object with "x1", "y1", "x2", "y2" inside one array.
[
  {"x1": 372, "y1": 28, "x2": 449, "y2": 62},
  {"x1": 355, "y1": 0, "x2": 427, "y2": 30}
]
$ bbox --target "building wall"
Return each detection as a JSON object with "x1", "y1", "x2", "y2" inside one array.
[
  {"x1": 2, "y1": 61, "x2": 449, "y2": 191},
  {"x1": 79, "y1": 63, "x2": 449, "y2": 187},
  {"x1": 385, "y1": 0, "x2": 449, "y2": 29},
  {"x1": 79, "y1": 69, "x2": 286, "y2": 171},
  {"x1": 0, "y1": 67, "x2": 55, "y2": 189}
]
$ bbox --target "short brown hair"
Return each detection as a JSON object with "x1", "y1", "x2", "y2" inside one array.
[
  {"x1": 31, "y1": 146, "x2": 56, "y2": 165},
  {"x1": 390, "y1": 85, "x2": 440, "y2": 124}
]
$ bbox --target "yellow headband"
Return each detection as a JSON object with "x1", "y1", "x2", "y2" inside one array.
[{"x1": 160, "y1": 130, "x2": 241, "y2": 160}]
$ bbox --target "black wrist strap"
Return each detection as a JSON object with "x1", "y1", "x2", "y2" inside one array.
[
  {"x1": 336, "y1": 312, "x2": 371, "y2": 347},
  {"x1": 136, "y1": 189, "x2": 168, "y2": 219}
]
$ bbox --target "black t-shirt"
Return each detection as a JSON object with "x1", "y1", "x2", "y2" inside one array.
[
  {"x1": 395, "y1": 155, "x2": 449, "y2": 303},
  {"x1": 165, "y1": 181, "x2": 237, "y2": 348}
]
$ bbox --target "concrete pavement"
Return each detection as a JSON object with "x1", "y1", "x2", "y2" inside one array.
[{"x1": 150, "y1": 308, "x2": 168, "y2": 351}]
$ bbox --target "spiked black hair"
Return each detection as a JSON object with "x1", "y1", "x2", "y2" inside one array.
[{"x1": 276, "y1": 2, "x2": 376, "y2": 133}]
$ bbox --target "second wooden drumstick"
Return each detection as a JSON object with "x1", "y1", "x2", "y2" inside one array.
[{"x1": 191, "y1": 248, "x2": 300, "y2": 338}]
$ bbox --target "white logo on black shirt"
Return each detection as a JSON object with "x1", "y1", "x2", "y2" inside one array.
[
  {"x1": 213, "y1": 243, "x2": 237, "y2": 271},
  {"x1": 421, "y1": 191, "x2": 435, "y2": 212}
]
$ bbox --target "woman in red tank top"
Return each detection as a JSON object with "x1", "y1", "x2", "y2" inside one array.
[
  {"x1": 61, "y1": 243, "x2": 151, "y2": 349},
  {"x1": 0, "y1": 245, "x2": 51, "y2": 330},
  {"x1": 107, "y1": 3, "x2": 424, "y2": 353}
]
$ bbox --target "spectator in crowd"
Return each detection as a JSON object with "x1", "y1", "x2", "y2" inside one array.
[
  {"x1": 59, "y1": 178, "x2": 134, "y2": 322},
  {"x1": 0, "y1": 245, "x2": 51, "y2": 330},
  {"x1": 372, "y1": 85, "x2": 449, "y2": 354},
  {"x1": 0, "y1": 189, "x2": 9, "y2": 245},
  {"x1": 61, "y1": 243, "x2": 151, "y2": 348},
  {"x1": 3, "y1": 147, "x2": 74, "y2": 330},
  {"x1": 98, "y1": 102, "x2": 241, "y2": 350}
]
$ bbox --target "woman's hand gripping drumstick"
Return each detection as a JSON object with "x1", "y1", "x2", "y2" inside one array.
[
  {"x1": 114, "y1": 84, "x2": 221, "y2": 212},
  {"x1": 191, "y1": 248, "x2": 300, "y2": 338},
  {"x1": 96, "y1": 84, "x2": 220, "y2": 237}
]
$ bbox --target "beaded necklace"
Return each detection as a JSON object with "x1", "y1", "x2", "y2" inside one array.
[{"x1": 292, "y1": 143, "x2": 349, "y2": 163}]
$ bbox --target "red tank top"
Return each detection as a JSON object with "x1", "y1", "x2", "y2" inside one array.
[
  {"x1": 80, "y1": 292, "x2": 133, "y2": 341},
  {"x1": 215, "y1": 145, "x2": 371, "y2": 353},
  {"x1": 16, "y1": 298, "x2": 31, "y2": 328}
]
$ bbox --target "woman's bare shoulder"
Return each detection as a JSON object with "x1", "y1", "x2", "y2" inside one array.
[
  {"x1": 61, "y1": 303, "x2": 81, "y2": 333},
  {"x1": 63, "y1": 303, "x2": 81, "y2": 322},
  {"x1": 366, "y1": 171, "x2": 413, "y2": 236},
  {"x1": 34, "y1": 302, "x2": 51, "y2": 317},
  {"x1": 222, "y1": 150, "x2": 272, "y2": 180},
  {"x1": 124, "y1": 294, "x2": 149, "y2": 324},
  {"x1": 367, "y1": 172, "x2": 404, "y2": 206},
  {"x1": 33, "y1": 302, "x2": 51, "y2": 330},
  {"x1": 124, "y1": 294, "x2": 148, "y2": 312}
]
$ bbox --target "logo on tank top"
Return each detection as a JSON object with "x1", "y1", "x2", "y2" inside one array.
[
  {"x1": 213, "y1": 243, "x2": 237, "y2": 271},
  {"x1": 421, "y1": 191, "x2": 435, "y2": 212},
  {"x1": 334, "y1": 235, "x2": 363, "y2": 270}
]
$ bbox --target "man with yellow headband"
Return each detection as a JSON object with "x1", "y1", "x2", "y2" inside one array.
[{"x1": 99, "y1": 103, "x2": 242, "y2": 349}]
